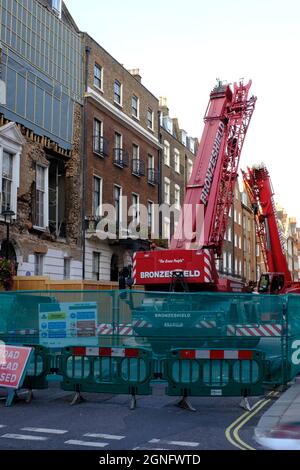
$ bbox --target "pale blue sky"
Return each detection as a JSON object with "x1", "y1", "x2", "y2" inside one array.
[{"x1": 65, "y1": 0, "x2": 300, "y2": 222}]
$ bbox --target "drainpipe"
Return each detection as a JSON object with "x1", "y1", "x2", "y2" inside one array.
[
  {"x1": 157, "y1": 110, "x2": 162, "y2": 240},
  {"x1": 81, "y1": 44, "x2": 91, "y2": 280}
]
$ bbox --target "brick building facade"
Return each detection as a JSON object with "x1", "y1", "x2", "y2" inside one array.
[
  {"x1": 0, "y1": 0, "x2": 83, "y2": 279},
  {"x1": 159, "y1": 97, "x2": 197, "y2": 243},
  {"x1": 82, "y1": 34, "x2": 161, "y2": 281}
]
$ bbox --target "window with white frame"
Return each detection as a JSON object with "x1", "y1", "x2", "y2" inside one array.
[
  {"x1": 132, "y1": 95, "x2": 139, "y2": 119},
  {"x1": 114, "y1": 185, "x2": 122, "y2": 232},
  {"x1": 239, "y1": 236, "x2": 242, "y2": 250},
  {"x1": 114, "y1": 80, "x2": 122, "y2": 105},
  {"x1": 164, "y1": 178, "x2": 170, "y2": 205},
  {"x1": 34, "y1": 254, "x2": 44, "y2": 276},
  {"x1": 132, "y1": 144, "x2": 140, "y2": 175},
  {"x1": 147, "y1": 201, "x2": 153, "y2": 233},
  {"x1": 147, "y1": 108, "x2": 154, "y2": 130},
  {"x1": 174, "y1": 184, "x2": 180, "y2": 209},
  {"x1": 94, "y1": 64, "x2": 103, "y2": 90},
  {"x1": 223, "y1": 252, "x2": 227, "y2": 270},
  {"x1": 234, "y1": 209, "x2": 237, "y2": 222},
  {"x1": 234, "y1": 234, "x2": 238, "y2": 247},
  {"x1": 164, "y1": 140, "x2": 170, "y2": 166},
  {"x1": 238, "y1": 212, "x2": 241, "y2": 225},
  {"x1": 239, "y1": 260, "x2": 242, "y2": 275},
  {"x1": 93, "y1": 119, "x2": 103, "y2": 154},
  {"x1": 64, "y1": 258, "x2": 71, "y2": 279},
  {"x1": 92, "y1": 252, "x2": 101, "y2": 281},
  {"x1": 93, "y1": 176, "x2": 102, "y2": 217},
  {"x1": 132, "y1": 193, "x2": 140, "y2": 225},
  {"x1": 1, "y1": 151, "x2": 13, "y2": 212},
  {"x1": 35, "y1": 164, "x2": 48, "y2": 228},
  {"x1": 187, "y1": 159, "x2": 193, "y2": 181},
  {"x1": 174, "y1": 149, "x2": 180, "y2": 173},
  {"x1": 164, "y1": 217, "x2": 170, "y2": 241},
  {"x1": 228, "y1": 253, "x2": 232, "y2": 273},
  {"x1": 227, "y1": 227, "x2": 232, "y2": 242}
]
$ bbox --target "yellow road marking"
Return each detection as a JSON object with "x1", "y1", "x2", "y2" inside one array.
[
  {"x1": 225, "y1": 392, "x2": 275, "y2": 450},
  {"x1": 232, "y1": 399, "x2": 272, "y2": 450}
]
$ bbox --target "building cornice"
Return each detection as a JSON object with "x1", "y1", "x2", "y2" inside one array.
[{"x1": 86, "y1": 87, "x2": 162, "y2": 149}]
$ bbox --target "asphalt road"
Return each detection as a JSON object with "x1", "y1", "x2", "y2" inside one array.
[{"x1": 0, "y1": 382, "x2": 274, "y2": 451}]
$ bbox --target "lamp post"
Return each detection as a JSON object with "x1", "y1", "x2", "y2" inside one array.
[{"x1": 1, "y1": 209, "x2": 15, "y2": 259}]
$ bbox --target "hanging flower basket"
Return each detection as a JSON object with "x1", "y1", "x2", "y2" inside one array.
[{"x1": 0, "y1": 258, "x2": 15, "y2": 291}]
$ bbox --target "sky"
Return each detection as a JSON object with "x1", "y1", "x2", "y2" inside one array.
[{"x1": 65, "y1": 0, "x2": 300, "y2": 223}]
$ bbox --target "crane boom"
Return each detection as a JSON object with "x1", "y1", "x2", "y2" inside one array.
[{"x1": 133, "y1": 80, "x2": 256, "y2": 291}]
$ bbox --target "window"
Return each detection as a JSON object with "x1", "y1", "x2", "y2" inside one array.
[
  {"x1": 234, "y1": 234, "x2": 238, "y2": 248},
  {"x1": 228, "y1": 253, "x2": 232, "y2": 273},
  {"x1": 114, "y1": 132, "x2": 124, "y2": 166},
  {"x1": 114, "y1": 185, "x2": 122, "y2": 233},
  {"x1": 164, "y1": 178, "x2": 170, "y2": 205},
  {"x1": 227, "y1": 227, "x2": 232, "y2": 242},
  {"x1": 223, "y1": 252, "x2": 227, "y2": 270},
  {"x1": 1, "y1": 151, "x2": 13, "y2": 212},
  {"x1": 234, "y1": 209, "x2": 237, "y2": 223},
  {"x1": 256, "y1": 244, "x2": 260, "y2": 257},
  {"x1": 92, "y1": 251, "x2": 101, "y2": 281},
  {"x1": 235, "y1": 258, "x2": 238, "y2": 274},
  {"x1": 132, "y1": 95, "x2": 139, "y2": 118},
  {"x1": 239, "y1": 260, "x2": 242, "y2": 275},
  {"x1": 238, "y1": 212, "x2": 241, "y2": 225},
  {"x1": 148, "y1": 154, "x2": 155, "y2": 184},
  {"x1": 93, "y1": 119, "x2": 103, "y2": 155},
  {"x1": 239, "y1": 236, "x2": 242, "y2": 250},
  {"x1": 174, "y1": 184, "x2": 180, "y2": 209},
  {"x1": 131, "y1": 193, "x2": 140, "y2": 226},
  {"x1": 64, "y1": 258, "x2": 71, "y2": 280},
  {"x1": 52, "y1": 0, "x2": 62, "y2": 17},
  {"x1": 164, "y1": 217, "x2": 170, "y2": 241},
  {"x1": 93, "y1": 176, "x2": 102, "y2": 216},
  {"x1": 35, "y1": 164, "x2": 48, "y2": 228},
  {"x1": 164, "y1": 141, "x2": 170, "y2": 166},
  {"x1": 148, "y1": 201, "x2": 153, "y2": 232},
  {"x1": 132, "y1": 144, "x2": 140, "y2": 175},
  {"x1": 92, "y1": 252, "x2": 101, "y2": 281},
  {"x1": 34, "y1": 254, "x2": 44, "y2": 276},
  {"x1": 114, "y1": 80, "x2": 122, "y2": 105},
  {"x1": 147, "y1": 108, "x2": 153, "y2": 130},
  {"x1": 174, "y1": 149, "x2": 180, "y2": 173},
  {"x1": 187, "y1": 159, "x2": 193, "y2": 181},
  {"x1": 94, "y1": 64, "x2": 103, "y2": 90}
]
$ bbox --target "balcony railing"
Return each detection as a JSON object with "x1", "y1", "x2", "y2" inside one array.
[
  {"x1": 114, "y1": 148, "x2": 129, "y2": 168},
  {"x1": 147, "y1": 168, "x2": 159, "y2": 185},
  {"x1": 132, "y1": 159, "x2": 145, "y2": 177},
  {"x1": 93, "y1": 136, "x2": 109, "y2": 157}
]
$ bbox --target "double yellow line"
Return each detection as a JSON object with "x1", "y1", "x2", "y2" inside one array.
[{"x1": 225, "y1": 391, "x2": 278, "y2": 450}]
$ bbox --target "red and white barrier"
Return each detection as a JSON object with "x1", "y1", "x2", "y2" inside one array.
[
  {"x1": 180, "y1": 349, "x2": 254, "y2": 360},
  {"x1": 73, "y1": 346, "x2": 139, "y2": 358}
]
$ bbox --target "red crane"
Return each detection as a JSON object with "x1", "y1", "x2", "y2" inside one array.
[
  {"x1": 133, "y1": 80, "x2": 256, "y2": 291},
  {"x1": 242, "y1": 165, "x2": 300, "y2": 294}
]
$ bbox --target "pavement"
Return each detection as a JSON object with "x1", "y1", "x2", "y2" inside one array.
[{"x1": 255, "y1": 377, "x2": 300, "y2": 450}]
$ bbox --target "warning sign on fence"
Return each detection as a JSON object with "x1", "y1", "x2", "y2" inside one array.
[{"x1": 0, "y1": 344, "x2": 33, "y2": 389}]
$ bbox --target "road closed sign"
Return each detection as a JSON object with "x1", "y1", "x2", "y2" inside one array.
[{"x1": 0, "y1": 344, "x2": 33, "y2": 389}]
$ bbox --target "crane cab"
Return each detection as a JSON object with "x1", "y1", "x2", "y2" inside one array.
[{"x1": 258, "y1": 273, "x2": 285, "y2": 294}]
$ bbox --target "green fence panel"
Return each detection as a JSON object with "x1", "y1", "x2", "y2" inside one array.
[
  {"x1": 165, "y1": 348, "x2": 265, "y2": 397},
  {"x1": 22, "y1": 344, "x2": 51, "y2": 390},
  {"x1": 60, "y1": 346, "x2": 153, "y2": 397}
]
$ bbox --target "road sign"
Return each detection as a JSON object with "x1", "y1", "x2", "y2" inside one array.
[{"x1": 0, "y1": 344, "x2": 33, "y2": 389}]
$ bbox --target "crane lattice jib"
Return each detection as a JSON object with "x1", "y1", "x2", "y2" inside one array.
[
  {"x1": 242, "y1": 168, "x2": 268, "y2": 270},
  {"x1": 210, "y1": 82, "x2": 256, "y2": 256}
]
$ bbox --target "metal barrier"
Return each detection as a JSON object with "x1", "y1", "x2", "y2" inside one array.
[
  {"x1": 165, "y1": 348, "x2": 266, "y2": 403},
  {"x1": 60, "y1": 346, "x2": 153, "y2": 409},
  {"x1": 22, "y1": 345, "x2": 51, "y2": 401}
]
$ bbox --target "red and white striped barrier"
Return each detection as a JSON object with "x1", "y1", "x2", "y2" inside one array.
[
  {"x1": 96, "y1": 323, "x2": 133, "y2": 336},
  {"x1": 180, "y1": 349, "x2": 254, "y2": 360},
  {"x1": 73, "y1": 346, "x2": 139, "y2": 358},
  {"x1": 227, "y1": 324, "x2": 282, "y2": 337}
]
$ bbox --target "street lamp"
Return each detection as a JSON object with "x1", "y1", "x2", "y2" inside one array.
[{"x1": 1, "y1": 209, "x2": 15, "y2": 259}]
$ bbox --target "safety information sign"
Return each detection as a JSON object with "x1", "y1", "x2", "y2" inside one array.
[{"x1": 39, "y1": 302, "x2": 97, "y2": 348}]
